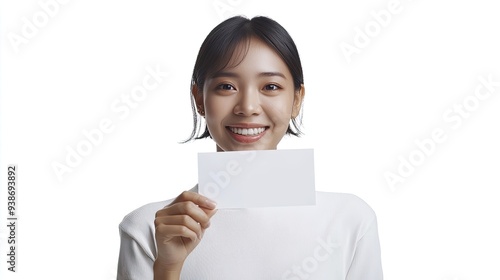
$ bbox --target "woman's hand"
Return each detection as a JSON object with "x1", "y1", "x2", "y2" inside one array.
[{"x1": 153, "y1": 191, "x2": 217, "y2": 279}]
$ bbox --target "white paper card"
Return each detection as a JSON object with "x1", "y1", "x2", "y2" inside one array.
[{"x1": 198, "y1": 149, "x2": 316, "y2": 208}]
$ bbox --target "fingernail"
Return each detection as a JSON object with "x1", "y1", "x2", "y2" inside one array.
[{"x1": 206, "y1": 199, "x2": 217, "y2": 208}]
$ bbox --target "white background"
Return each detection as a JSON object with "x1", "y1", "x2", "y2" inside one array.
[{"x1": 1, "y1": 0, "x2": 499, "y2": 279}]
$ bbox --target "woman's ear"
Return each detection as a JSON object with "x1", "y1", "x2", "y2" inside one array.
[
  {"x1": 191, "y1": 83, "x2": 205, "y2": 117},
  {"x1": 291, "y1": 84, "x2": 305, "y2": 118}
]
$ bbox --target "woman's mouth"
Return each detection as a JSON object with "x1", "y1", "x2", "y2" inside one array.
[{"x1": 226, "y1": 126, "x2": 268, "y2": 143}]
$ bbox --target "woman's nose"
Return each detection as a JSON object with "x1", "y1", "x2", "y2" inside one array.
[{"x1": 233, "y1": 88, "x2": 262, "y2": 116}]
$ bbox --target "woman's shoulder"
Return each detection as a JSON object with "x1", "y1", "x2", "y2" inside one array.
[
  {"x1": 315, "y1": 191, "x2": 378, "y2": 225},
  {"x1": 117, "y1": 199, "x2": 172, "y2": 262}
]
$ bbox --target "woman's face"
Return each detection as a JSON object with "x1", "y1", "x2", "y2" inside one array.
[{"x1": 194, "y1": 37, "x2": 304, "y2": 151}]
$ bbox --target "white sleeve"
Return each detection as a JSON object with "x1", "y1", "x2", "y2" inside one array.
[
  {"x1": 117, "y1": 226, "x2": 154, "y2": 280},
  {"x1": 346, "y1": 216, "x2": 383, "y2": 280}
]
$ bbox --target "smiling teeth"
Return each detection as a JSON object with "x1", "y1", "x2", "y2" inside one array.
[{"x1": 229, "y1": 127, "x2": 265, "y2": 136}]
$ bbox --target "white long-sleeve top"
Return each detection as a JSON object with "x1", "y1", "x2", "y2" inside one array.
[{"x1": 117, "y1": 187, "x2": 383, "y2": 279}]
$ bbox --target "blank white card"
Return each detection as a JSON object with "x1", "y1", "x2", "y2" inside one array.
[{"x1": 198, "y1": 149, "x2": 316, "y2": 209}]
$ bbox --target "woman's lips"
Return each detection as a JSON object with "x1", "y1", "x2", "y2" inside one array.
[{"x1": 226, "y1": 126, "x2": 268, "y2": 143}]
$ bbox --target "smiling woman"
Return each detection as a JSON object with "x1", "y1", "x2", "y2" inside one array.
[
  {"x1": 117, "y1": 16, "x2": 383, "y2": 280},
  {"x1": 193, "y1": 37, "x2": 304, "y2": 151}
]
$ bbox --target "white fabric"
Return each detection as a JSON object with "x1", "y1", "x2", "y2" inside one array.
[{"x1": 117, "y1": 186, "x2": 383, "y2": 279}]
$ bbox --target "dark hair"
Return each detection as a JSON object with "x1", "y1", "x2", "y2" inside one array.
[{"x1": 185, "y1": 15, "x2": 305, "y2": 142}]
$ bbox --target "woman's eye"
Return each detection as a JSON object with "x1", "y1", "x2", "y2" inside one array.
[
  {"x1": 217, "y1": 84, "x2": 236, "y2": 90},
  {"x1": 264, "y1": 84, "x2": 280, "y2": 91}
]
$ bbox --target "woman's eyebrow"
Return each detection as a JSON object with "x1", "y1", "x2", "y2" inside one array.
[
  {"x1": 259, "y1": 72, "x2": 286, "y2": 79},
  {"x1": 211, "y1": 71, "x2": 287, "y2": 79}
]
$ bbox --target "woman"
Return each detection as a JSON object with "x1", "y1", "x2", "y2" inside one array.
[{"x1": 117, "y1": 15, "x2": 383, "y2": 280}]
